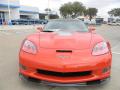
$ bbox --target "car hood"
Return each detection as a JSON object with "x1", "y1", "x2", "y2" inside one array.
[{"x1": 39, "y1": 31, "x2": 92, "y2": 50}]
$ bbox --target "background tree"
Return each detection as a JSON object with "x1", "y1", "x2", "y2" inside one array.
[
  {"x1": 59, "y1": 2, "x2": 73, "y2": 18},
  {"x1": 86, "y1": 8, "x2": 98, "y2": 21},
  {"x1": 83, "y1": 8, "x2": 88, "y2": 16},
  {"x1": 59, "y1": 1, "x2": 85, "y2": 18},
  {"x1": 108, "y1": 8, "x2": 120, "y2": 17},
  {"x1": 71, "y1": 2, "x2": 86, "y2": 18},
  {"x1": 49, "y1": 14, "x2": 59, "y2": 19},
  {"x1": 45, "y1": 8, "x2": 51, "y2": 13},
  {"x1": 59, "y1": 5, "x2": 67, "y2": 18}
]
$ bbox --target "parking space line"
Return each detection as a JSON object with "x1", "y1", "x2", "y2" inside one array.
[
  {"x1": 112, "y1": 42, "x2": 120, "y2": 50},
  {"x1": 112, "y1": 52, "x2": 120, "y2": 55},
  {"x1": 0, "y1": 31, "x2": 28, "y2": 35},
  {"x1": 0, "y1": 31, "x2": 11, "y2": 35}
]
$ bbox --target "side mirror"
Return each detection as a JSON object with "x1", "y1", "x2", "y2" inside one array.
[
  {"x1": 88, "y1": 26, "x2": 96, "y2": 32},
  {"x1": 37, "y1": 27, "x2": 43, "y2": 32}
]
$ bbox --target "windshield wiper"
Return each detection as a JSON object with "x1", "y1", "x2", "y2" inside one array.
[
  {"x1": 42, "y1": 29, "x2": 55, "y2": 32},
  {"x1": 43, "y1": 29, "x2": 61, "y2": 32},
  {"x1": 42, "y1": 30, "x2": 54, "y2": 32}
]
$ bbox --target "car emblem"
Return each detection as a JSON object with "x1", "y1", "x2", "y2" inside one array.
[{"x1": 58, "y1": 55, "x2": 70, "y2": 59}]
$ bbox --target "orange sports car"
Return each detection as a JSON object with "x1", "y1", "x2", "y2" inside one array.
[{"x1": 19, "y1": 19, "x2": 112, "y2": 86}]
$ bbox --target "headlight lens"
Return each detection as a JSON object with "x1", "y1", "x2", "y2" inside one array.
[
  {"x1": 22, "y1": 40, "x2": 37, "y2": 54},
  {"x1": 92, "y1": 42, "x2": 109, "y2": 55}
]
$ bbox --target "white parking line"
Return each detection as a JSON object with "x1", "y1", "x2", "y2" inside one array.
[
  {"x1": 0, "y1": 31, "x2": 11, "y2": 35},
  {"x1": 112, "y1": 42, "x2": 120, "y2": 50},
  {"x1": 111, "y1": 40, "x2": 120, "y2": 55},
  {"x1": 0, "y1": 31, "x2": 28, "y2": 35},
  {"x1": 112, "y1": 52, "x2": 120, "y2": 55}
]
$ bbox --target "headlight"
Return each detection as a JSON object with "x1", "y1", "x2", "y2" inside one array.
[
  {"x1": 92, "y1": 42, "x2": 109, "y2": 55},
  {"x1": 22, "y1": 40, "x2": 37, "y2": 54}
]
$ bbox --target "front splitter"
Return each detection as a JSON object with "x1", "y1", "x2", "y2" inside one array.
[{"x1": 19, "y1": 73, "x2": 110, "y2": 87}]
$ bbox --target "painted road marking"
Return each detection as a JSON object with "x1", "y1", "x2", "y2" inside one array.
[
  {"x1": 0, "y1": 31, "x2": 11, "y2": 35},
  {"x1": 0, "y1": 31, "x2": 30, "y2": 35},
  {"x1": 112, "y1": 52, "x2": 120, "y2": 55},
  {"x1": 112, "y1": 41, "x2": 120, "y2": 55},
  {"x1": 112, "y1": 42, "x2": 120, "y2": 50}
]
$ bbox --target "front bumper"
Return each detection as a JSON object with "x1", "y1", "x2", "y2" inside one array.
[
  {"x1": 19, "y1": 67, "x2": 111, "y2": 83},
  {"x1": 19, "y1": 50, "x2": 112, "y2": 84},
  {"x1": 19, "y1": 73, "x2": 110, "y2": 86}
]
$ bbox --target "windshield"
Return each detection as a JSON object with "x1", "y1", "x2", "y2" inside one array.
[{"x1": 44, "y1": 20, "x2": 88, "y2": 32}]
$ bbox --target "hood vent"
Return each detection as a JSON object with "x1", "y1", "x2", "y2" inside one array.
[{"x1": 56, "y1": 50, "x2": 72, "y2": 53}]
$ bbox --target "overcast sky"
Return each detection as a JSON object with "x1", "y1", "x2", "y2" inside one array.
[{"x1": 20, "y1": 0, "x2": 120, "y2": 19}]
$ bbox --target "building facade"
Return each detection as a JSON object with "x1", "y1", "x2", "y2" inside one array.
[
  {"x1": 0, "y1": 0, "x2": 39, "y2": 24},
  {"x1": 20, "y1": 6, "x2": 39, "y2": 20}
]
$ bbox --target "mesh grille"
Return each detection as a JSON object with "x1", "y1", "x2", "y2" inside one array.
[{"x1": 37, "y1": 69, "x2": 91, "y2": 77}]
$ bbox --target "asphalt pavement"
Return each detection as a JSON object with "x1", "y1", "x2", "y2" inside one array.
[{"x1": 0, "y1": 25, "x2": 120, "y2": 90}]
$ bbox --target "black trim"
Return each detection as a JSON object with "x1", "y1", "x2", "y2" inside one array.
[
  {"x1": 37, "y1": 69, "x2": 91, "y2": 77},
  {"x1": 56, "y1": 50, "x2": 72, "y2": 53}
]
